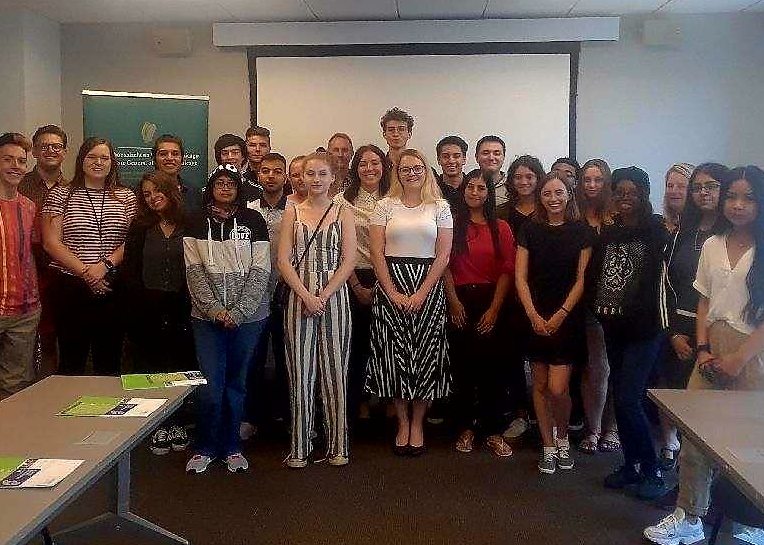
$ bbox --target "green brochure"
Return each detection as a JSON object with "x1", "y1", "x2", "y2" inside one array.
[
  {"x1": 0, "y1": 457, "x2": 26, "y2": 481},
  {"x1": 57, "y1": 396, "x2": 123, "y2": 417},
  {"x1": 120, "y1": 371, "x2": 206, "y2": 391}
]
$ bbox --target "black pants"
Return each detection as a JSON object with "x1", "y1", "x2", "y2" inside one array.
[
  {"x1": 449, "y1": 283, "x2": 506, "y2": 436},
  {"x1": 50, "y1": 270, "x2": 125, "y2": 376},
  {"x1": 244, "y1": 309, "x2": 288, "y2": 424},
  {"x1": 504, "y1": 298, "x2": 532, "y2": 419},
  {"x1": 347, "y1": 269, "x2": 376, "y2": 425},
  {"x1": 603, "y1": 328, "x2": 662, "y2": 474}
]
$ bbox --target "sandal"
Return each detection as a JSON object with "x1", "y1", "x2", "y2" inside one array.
[
  {"x1": 579, "y1": 433, "x2": 599, "y2": 454},
  {"x1": 598, "y1": 430, "x2": 621, "y2": 452},
  {"x1": 455, "y1": 430, "x2": 475, "y2": 453},
  {"x1": 485, "y1": 434, "x2": 513, "y2": 458}
]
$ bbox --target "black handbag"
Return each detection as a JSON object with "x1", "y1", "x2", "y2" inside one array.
[{"x1": 273, "y1": 203, "x2": 334, "y2": 309}]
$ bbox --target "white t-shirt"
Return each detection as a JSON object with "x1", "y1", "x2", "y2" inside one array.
[
  {"x1": 693, "y1": 234, "x2": 756, "y2": 335},
  {"x1": 370, "y1": 196, "x2": 452, "y2": 258}
]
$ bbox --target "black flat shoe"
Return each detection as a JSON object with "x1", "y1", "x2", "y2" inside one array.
[
  {"x1": 407, "y1": 444, "x2": 427, "y2": 457},
  {"x1": 393, "y1": 444, "x2": 409, "y2": 456}
]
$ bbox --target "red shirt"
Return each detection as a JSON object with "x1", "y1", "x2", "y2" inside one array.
[
  {"x1": 0, "y1": 195, "x2": 40, "y2": 315},
  {"x1": 450, "y1": 220, "x2": 515, "y2": 285}
]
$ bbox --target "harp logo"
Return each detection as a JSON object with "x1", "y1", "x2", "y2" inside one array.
[{"x1": 141, "y1": 122, "x2": 158, "y2": 145}]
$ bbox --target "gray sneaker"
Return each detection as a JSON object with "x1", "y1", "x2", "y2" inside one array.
[
  {"x1": 556, "y1": 440, "x2": 574, "y2": 470},
  {"x1": 538, "y1": 449, "x2": 557, "y2": 474},
  {"x1": 226, "y1": 453, "x2": 249, "y2": 473},
  {"x1": 186, "y1": 454, "x2": 213, "y2": 474}
]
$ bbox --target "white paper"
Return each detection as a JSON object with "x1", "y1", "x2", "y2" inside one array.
[
  {"x1": 1, "y1": 459, "x2": 84, "y2": 488},
  {"x1": 103, "y1": 398, "x2": 167, "y2": 418}
]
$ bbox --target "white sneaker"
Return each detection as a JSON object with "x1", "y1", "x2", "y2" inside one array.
[
  {"x1": 186, "y1": 454, "x2": 214, "y2": 474},
  {"x1": 239, "y1": 422, "x2": 257, "y2": 441},
  {"x1": 503, "y1": 417, "x2": 530, "y2": 439},
  {"x1": 643, "y1": 508, "x2": 704, "y2": 545},
  {"x1": 226, "y1": 453, "x2": 249, "y2": 473}
]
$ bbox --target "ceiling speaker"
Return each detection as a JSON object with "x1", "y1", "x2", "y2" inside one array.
[
  {"x1": 642, "y1": 20, "x2": 681, "y2": 47},
  {"x1": 150, "y1": 28, "x2": 193, "y2": 57}
]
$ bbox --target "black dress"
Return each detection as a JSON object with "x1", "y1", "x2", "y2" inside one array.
[{"x1": 517, "y1": 220, "x2": 594, "y2": 365}]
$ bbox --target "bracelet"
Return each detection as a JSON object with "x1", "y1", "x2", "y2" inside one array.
[{"x1": 560, "y1": 307, "x2": 570, "y2": 315}]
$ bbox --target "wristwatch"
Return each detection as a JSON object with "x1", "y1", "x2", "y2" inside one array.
[
  {"x1": 696, "y1": 343, "x2": 711, "y2": 354},
  {"x1": 102, "y1": 258, "x2": 115, "y2": 271}
]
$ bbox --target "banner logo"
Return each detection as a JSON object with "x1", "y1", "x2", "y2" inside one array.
[{"x1": 141, "y1": 121, "x2": 158, "y2": 144}]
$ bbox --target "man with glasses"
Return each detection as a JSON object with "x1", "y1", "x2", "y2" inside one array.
[
  {"x1": 381, "y1": 107, "x2": 414, "y2": 166},
  {"x1": 19, "y1": 125, "x2": 68, "y2": 377}
]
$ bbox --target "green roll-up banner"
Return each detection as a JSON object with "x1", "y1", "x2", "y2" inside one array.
[{"x1": 82, "y1": 90, "x2": 209, "y2": 208}]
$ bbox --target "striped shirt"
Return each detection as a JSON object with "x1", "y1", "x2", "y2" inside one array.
[
  {"x1": 0, "y1": 195, "x2": 39, "y2": 315},
  {"x1": 41, "y1": 185, "x2": 137, "y2": 274}
]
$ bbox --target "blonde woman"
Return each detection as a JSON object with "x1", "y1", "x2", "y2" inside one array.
[
  {"x1": 366, "y1": 149, "x2": 453, "y2": 456},
  {"x1": 662, "y1": 163, "x2": 694, "y2": 234}
]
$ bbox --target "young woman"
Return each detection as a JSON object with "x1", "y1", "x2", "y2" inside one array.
[
  {"x1": 496, "y1": 155, "x2": 545, "y2": 237},
  {"x1": 41, "y1": 137, "x2": 137, "y2": 376},
  {"x1": 122, "y1": 171, "x2": 194, "y2": 454},
  {"x1": 644, "y1": 165, "x2": 764, "y2": 545},
  {"x1": 335, "y1": 144, "x2": 390, "y2": 426},
  {"x1": 589, "y1": 166, "x2": 668, "y2": 500},
  {"x1": 446, "y1": 170, "x2": 515, "y2": 457},
  {"x1": 516, "y1": 172, "x2": 592, "y2": 474},
  {"x1": 663, "y1": 163, "x2": 695, "y2": 234},
  {"x1": 366, "y1": 149, "x2": 453, "y2": 456},
  {"x1": 286, "y1": 155, "x2": 307, "y2": 206},
  {"x1": 183, "y1": 164, "x2": 270, "y2": 475},
  {"x1": 657, "y1": 162, "x2": 727, "y2": 470},
  {"x1": 575, "y1": 159, "x2": 619, "y2": 454},
  {"x1": 278, "y1": 152, "x2": 357, "y2": 468}
]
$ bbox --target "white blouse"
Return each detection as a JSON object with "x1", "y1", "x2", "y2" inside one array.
[
  {"x1": 370, "y1": 196, "x2": 452, "y2": 258},
  {"x1": 694, "y1": 234, "x2": 756, "y2": 335}
]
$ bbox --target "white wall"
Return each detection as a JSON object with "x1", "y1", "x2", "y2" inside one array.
[
  {"x1": 53, "y1": 13, "x2": 764, "y2": 201},
  {"x1": 60, "y1": 23, "x2": 249, "y2": 175}
]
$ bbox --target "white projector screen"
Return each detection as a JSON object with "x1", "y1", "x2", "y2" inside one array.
[{"x1": 256, "y1": 54, "x2": 571, "y2": 174}]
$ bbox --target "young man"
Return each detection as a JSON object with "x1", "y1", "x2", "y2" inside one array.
[
  {"x1": 153, "y1": 133, "x2": 203, "y2": 212},
  {"x1": 436, "y1": 135, "x2": 468, "y2": 211},
  {"x1": 551, "y1": 157, "x2": 580, "y2": 188},
  {"x1": 245, "y1": 126, "x2": 271, "y2": 178},
  {"x1": 242, "y1": 152, "x2": 290, "y2": 439},
  {"x1": 19, "y1": 125, "x2": 67, "y2": 377},
  {"x1": 475, "y1": 135, "x2": 508, "y2": 205},
  {"x1": 0, "y1": 133, "x2": 41, "y2": 400},
  {"x1": 380, "y1": 107, "x2": 414, "y2": 166},
  {"x1": 215, "y1": 133, "x2": 261, "y2": 202},
  {"x1": 327, "y1": 132, "x2": 353, "y2": 196}
]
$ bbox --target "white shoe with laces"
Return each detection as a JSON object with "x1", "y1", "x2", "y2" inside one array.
[
  {"x1": 186, "y1": 454, "x2": 214, "y2": 474},
  {"x1": 503, "y1": 417, "x2": 530, "y2": 439},
  {"x1": 643, "y1": 507, "x2": 704, "y2": 545},
  {"x1": 226, "y1": 453, "x2": 249, "y2": 473}
]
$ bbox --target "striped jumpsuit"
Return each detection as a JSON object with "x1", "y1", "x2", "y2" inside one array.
[{"x1": 284, "y1": 205, "x2": 352, "y2": 460}]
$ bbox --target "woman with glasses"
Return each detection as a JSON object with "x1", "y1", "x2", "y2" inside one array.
[
  {"x1": 366, "y1": 149, "x2": 453, "y2": 456},
  {"x1": 588, "y1": 166, "x2": 669, "y2": 500},
  {"x1": 657, "y1": 163, "x2": 727, "y2": 470},
  {"x1": 41, "y1": 137, "x2": 137, "y2": 376}
]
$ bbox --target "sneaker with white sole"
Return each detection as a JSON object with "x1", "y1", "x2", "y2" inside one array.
[
  {"x1": 503, "y1": 417, "x2": 530, "y2": 439},
  {"x1": 643, "y1": 507, "x2": 704, "y2": 545},
  {"x1": 239, "y1": 422, "x2": 257, "y2": 441},
  {"x1": 285, "y1": 457, "x2": 308, "y2": 469},
  {"x1": 186, "y1": 454, "x2": 214, "y2": 474},
  {"x1": 168, "y1": 425, "x2": 189, "y2": 451},
  {"x1": 328, "y1": 455, "x2": 349, "y2": 466},
  {"x1": 150, "y1": 427, "x2": 170, "y2": 455},
  {"x1": 538, "y1": 448, "x2": 557, "y2": 474},
  {"x1": 226, "y1": 453, "x2": 249, "y2": 473},
  {"x1": 555, "y1": 438, "x2": 574, "y2": 470}
]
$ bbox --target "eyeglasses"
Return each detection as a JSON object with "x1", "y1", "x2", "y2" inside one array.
[
  {"x1": 398, "y1": 165, "x2": 425, "y2": 176},
  {"x1": 385, "y1": 126, "x2": 409, "y2": 134},
  {"x1": 690, "y1": 181, "x2": 721, "y2": 193},
  {"x1": 37, "y1": 143, "x2": 65, "y2": 153},
  {"x1": 214, "y1": 180, "x2": 237, "y2": 189}
]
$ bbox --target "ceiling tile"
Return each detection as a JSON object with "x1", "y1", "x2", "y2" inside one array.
[
  {"x1": 660, "y1": 0, "x2": 755, "y2": 12},
  {"x1": 306, "y1": 0, "x2": 398, "y2": 20},
  {"x1": 485, "y1": 0, "x2": 577, "y2": 18},
  {"x1": 570, "y1": 0, "x2": 665, "y2": 16},
  {"x1": 220, "y1": 0, "x2": 315, "y2": 22},
  {"x1": 398, "y1": 0, "x2": 487, "y2": 19}
]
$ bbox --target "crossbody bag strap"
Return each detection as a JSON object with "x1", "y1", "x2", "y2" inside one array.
[{"x1": 293, "y1": 202, "x2": 334, "y2": 269}]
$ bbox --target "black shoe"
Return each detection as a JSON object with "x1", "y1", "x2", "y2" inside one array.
[
  {"x1": 150, "y1": 427, "x2": 170, "y2": 455},
  {"x1": 393, "y1": 444, "x2": 409, "y2": 456},
  {"x1": 169, "y1": 425, "x2": 190, "y2": 451},
  {"x1": 637, "y1": 472, "x2": 668, "y2": 500},
  {"x1": 407, "y1": 444, "x2": 427, "y2": 457},
  {"x1": 604, "y1": 465, "x2": 642, "y2": 489}
]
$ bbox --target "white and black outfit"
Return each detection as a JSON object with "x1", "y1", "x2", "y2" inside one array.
[
  {"x1": 365, "y1": 197, "x2": 452, "y2": 400},
  {"x1": 42, "y1": 185, "x2": 137, "y2": 376}
]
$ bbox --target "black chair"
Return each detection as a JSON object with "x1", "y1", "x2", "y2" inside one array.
[{"x1": 708, "y1": 476, "x2": 764, "y2": 545}]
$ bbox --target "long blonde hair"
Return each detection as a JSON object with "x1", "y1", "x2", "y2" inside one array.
[{"x1": 387, "y1": 148, "x2": 442, "y2": 204}]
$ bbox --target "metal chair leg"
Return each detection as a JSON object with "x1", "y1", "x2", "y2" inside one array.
[{"x1": 41, "y1": 527, "x2": 55, "y2": 545}]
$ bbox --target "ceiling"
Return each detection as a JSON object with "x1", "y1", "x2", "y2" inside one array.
[{"x1": 3, "y1": 0, "x2": 763, "y2": 23}]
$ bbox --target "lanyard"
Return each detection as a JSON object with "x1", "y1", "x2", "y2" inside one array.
[{"x1": 84, "y1": 187, "x2": 107, "y2": 259}]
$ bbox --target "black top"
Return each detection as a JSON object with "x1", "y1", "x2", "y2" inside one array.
[
  {"x1": 588, "y1": 214, "x2": 668, "y2": 339},
  {"x1": 437, "y1": 175, "x2": 465, "y2": 212},
  {"x1": 518, "y1": 220, "x2": 594, "y2": 316},
  {"x1": 662, "y1": 223, "x2": 714, "y2": 336},
  {"x1": 241, "y1": 169, "x2": 264, "y2": 203},
  {"x1": 179, "y1": 177, "x2": 204, "y2": 214},
  {"x1": 142, "y1": 224, "x2": 185, "y2": 293},
  {"x1": 496, "y1": 202, "x2": 536, "y2": 241}
]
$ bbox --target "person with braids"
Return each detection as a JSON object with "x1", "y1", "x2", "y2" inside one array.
[
  {"x1": 645, "y1": 165, "x2": 764, "y2": 545},
  {"x1": 445, "y1": 169, "x2": 515, "y2": 457}
]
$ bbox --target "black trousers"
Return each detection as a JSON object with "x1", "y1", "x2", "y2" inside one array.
[
  {"x1": 449, "y1": 283, "x2": 507, "y2": 436},
  {"x1": 50, "y1": 270, "x2": 125, "y2": 376},
  {"x1": 347, "y1": 268, "x2": 376, "y2": 425},
  {"x1": 244, "y1": 309, "x2": 288, "y2": 424}
]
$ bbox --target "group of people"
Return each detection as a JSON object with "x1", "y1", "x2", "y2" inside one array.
[{"x1": 0, "y1": 105, "x2": 762, "y2": 545}]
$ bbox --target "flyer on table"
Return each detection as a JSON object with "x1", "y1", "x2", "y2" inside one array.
[
  {"x1": 0, "y1": 458, "x2": 84, "y2": 488},
  {"x1": 121, "y1": 371, "x2": 206, "y2": 390},
  {"x1": 57, "y1": 396, "x2": 167, "y2": 417}
]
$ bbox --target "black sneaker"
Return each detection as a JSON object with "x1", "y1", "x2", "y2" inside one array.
[
  {"x1": 169, "y1": 425, "x2": 190, "y2": 451},
  {"x1": 659, "y1": 447, "x2": 679, "y2": 471},
  {"x1": 637, "y1": 472, "x2": 668, "y2": 500},
  {"x1": 150, "y1": 427, "x2": 171, "y2": 455},
  {"x1": 604, "y1": 464, "x2": 642, "y2": 489}
]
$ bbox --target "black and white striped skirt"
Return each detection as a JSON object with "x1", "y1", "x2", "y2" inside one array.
[{"x1": 365, "y1": 257, "x2": 451, "y2": 400}]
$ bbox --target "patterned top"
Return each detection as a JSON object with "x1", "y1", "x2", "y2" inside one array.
[
  {"x1": 41, "y1": 185, "x2": 138, "y2": 274},
  {"x1": 0, "y1": 195, "x2": 40, "y2": 315},
  {"x1": 334, "y1": 187, "x2": 380, "y2": 270},
  {"x1": 292, "y1": 204, "x2": 344, "y2": 277}
]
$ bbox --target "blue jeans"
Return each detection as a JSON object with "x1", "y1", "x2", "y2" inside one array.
[
  {"x1": 603, "y1": 329, "x2": 662, "y2": 475},
  {"x1": 192, "y1": 318, "x2": 266, "y2": 458}
]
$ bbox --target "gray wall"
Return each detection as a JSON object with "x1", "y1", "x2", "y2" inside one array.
[{"x1": 53, "y1": 13, "x2": 764, "y2": 205}]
